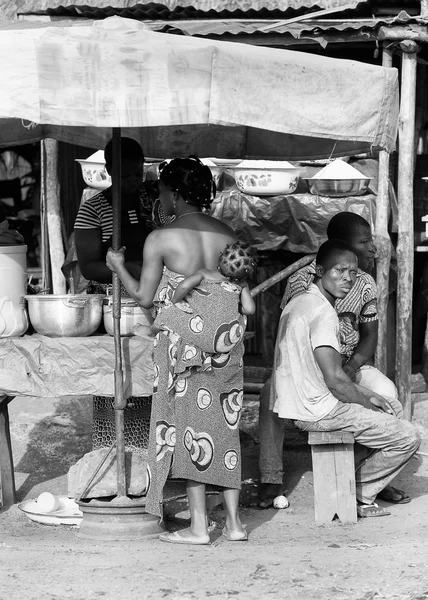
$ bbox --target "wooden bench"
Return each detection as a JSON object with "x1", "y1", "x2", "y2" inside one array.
[{"x1": 308, "y1": 431, "x2": 357, "y2": 525}]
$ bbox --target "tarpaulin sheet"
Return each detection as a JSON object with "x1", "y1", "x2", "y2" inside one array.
[
  {"x1": 0, "y1": 334, "x2": 154, "y2": 398},
  {"x1": 0, "y1": 17, "x2": 399, "y2": 158},
  {"x1": 212, "y1": 189, "x2": 376, "y2": 253}
]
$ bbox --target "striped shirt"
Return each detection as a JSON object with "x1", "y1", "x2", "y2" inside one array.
[
  {"x1": 281, "y1": 259, "x2": 378, "y2": 359},
  {"x1": 74, "y1": 182, "x2": 171, "y2": 242}
]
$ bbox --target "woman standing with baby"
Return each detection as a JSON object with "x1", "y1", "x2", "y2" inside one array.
[{"x1": 107, "y1": 156, "x2": 256, "y2": 545}]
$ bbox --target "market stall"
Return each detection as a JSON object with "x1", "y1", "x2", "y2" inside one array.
[{"x1": 0, "y1": 16, "x2": 400, "y2": 510}]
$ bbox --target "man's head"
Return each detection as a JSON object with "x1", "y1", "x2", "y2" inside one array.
[
  {"x1": 315, "y1": 239, "x2": 358, "y2": 305},
  {"x1": 104, "y1": 137, "x2": 145, "y2": 195},
  {"x1": 327, "y1": 212, "x2": 376, "y2": 273}
]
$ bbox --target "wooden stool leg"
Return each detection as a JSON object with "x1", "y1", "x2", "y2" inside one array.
[
  {"x1": 0, "y1": 396, "x2": 16, "y2": 507},
  {"x1": 311, "y1": 443, "x2": 357, "y2": 525},
  {"x1": 332, "y1": 443, "x2": 357, "y2": 524}
]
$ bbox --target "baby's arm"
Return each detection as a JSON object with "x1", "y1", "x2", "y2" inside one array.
[
  {"x1": 240, "y1": 282, "x2": 256, "y2": 315},
  {"x1": 172, "y1": 271, "x2": 205, "y2": 303}
]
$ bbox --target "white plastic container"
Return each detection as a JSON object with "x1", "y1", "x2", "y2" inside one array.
[
  {"x1": 103, "y1": 298, "x2": 152, "y2": 336},
  {"x1": 0, "y1": 245, "x2": 29, "y2": 337}
]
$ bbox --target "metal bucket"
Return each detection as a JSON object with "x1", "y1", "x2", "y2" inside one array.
[
  {"x1": 103, "y1": 298, "x2": 152, "y2": 336},
  {"x1": 24, "y1": 294, "x2": 105, "y2": 337}
]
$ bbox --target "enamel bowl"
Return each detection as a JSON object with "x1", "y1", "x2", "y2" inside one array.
[
  {"x1": 234, "y1": 161, "x2": 299, "y2": 196},
  {"x1": 76, "y1": 150, "x2": 111, "y2": 190},
  {"x1": 76, "y1": 159, "x2": 112, "y2": 190}
]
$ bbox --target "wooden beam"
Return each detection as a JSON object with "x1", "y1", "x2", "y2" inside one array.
[
  {"x1": 250, "y1": 254, "x2": 316, "y2": 297},
  {"x1": 375, "y1": 46, "x2": 393, "y2": 374},
  {"x1": 378, "y1": 26, "x2": 428, "y2": 44},
  {"x1": 210, "y1": 31, "x2": 377, "y2": 48},
  {"x1": 396, "y1": 40, "x2": 419, "y2": 421}
]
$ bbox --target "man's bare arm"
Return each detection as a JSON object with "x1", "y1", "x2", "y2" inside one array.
[
  {"x1": 314, "y1": 345, "x2": 373, "y2": 408},
  {"x1": 314, "y1": 345, "x2": 395, "y2": 415}
]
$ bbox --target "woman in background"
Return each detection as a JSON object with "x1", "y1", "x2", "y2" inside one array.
[{"x1": 74, "y1": 137, "x2": 168, "y2": 457}]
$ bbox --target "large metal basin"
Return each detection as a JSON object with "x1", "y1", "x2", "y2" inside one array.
[
  {"x1": 24, "y1": 294, "x2": 105, "y2": 337},
  {"x1": 305, "y1": 178, "x2": 370, "y2": 197}
]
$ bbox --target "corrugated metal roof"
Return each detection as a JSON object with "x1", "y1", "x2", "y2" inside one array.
[
  {"x1": 20, "y1": 2, "x2": 371, "y2": 21},
  {"x1": 159, "y1": 11, "x2": 423, "y2": 38},
  {"x1": 15, "y1": 2, "x2": 424, "y2": 40},
  {"x1": 16, "y1": 0, "x2": 371, "y2": 18}
]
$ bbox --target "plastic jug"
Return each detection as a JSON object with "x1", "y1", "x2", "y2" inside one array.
[{"x1": 0, "y1": 245, "x2": 29, "y2": 337}]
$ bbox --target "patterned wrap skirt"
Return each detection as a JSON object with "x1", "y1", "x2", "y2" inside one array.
[{"x1": 145, "y1": 267, "x2": 246, "y2": 518}]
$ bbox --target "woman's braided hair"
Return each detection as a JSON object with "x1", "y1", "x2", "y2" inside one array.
[
  {"x1": 218, "y1": 241, "x2": 258, "y2": 282},
  {"x1": 159, "y1": 155, "x2": 216, "y2": 210}
]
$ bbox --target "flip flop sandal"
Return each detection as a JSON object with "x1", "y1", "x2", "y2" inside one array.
[
  {"x1": 257, "y1": 497, "x2": 276, "y2": 509},
  {"x1": 159, "y1": 531, "x2": 211, "y2": 545},
  {"x1": 257, "y1": 484, "x2": 282, "y2": 509},
  {"x1": 222, "y1": 527, "x2": 248, "y2": 542},
  {"x1": 357, "y1": 503, "x2": 391, "y2": 518},
  {"x1": 207, "y1": 520, "x2": 217, "y2": 533},
  {"x1": 377, "y1": 486, "x2": 411, "y2": 504}
]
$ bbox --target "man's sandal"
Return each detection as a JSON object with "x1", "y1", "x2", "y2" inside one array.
[
  {"x1": 357, "y1": 502, "x2": 391, "y2": 518},
  {"x1": 257, "y1": 483, "x2": 283, "y2": 509},
  {"x1": 377, "y1": 486, "x2": 411, "y2": 504}
]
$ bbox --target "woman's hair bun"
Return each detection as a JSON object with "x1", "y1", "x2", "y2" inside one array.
[{"x1": 159, "y1": 156, "x2": 216, "y2": 208}]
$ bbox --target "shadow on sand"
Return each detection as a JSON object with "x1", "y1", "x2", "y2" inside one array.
[{"x1": 14, "y1": 396, "x2": 92, "y2": 501}]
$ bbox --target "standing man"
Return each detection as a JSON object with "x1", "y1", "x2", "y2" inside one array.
[{"x1": 270, "y1": 239, "x2": 420, "y2": 517}]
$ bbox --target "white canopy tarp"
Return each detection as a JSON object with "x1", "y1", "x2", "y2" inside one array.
[{"x1": 0, "y1": 17, "x2": 398, "y2": 159}]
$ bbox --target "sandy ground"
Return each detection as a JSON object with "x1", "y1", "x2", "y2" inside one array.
[{"x1": 2, "y1": 394, "x2": 428, "y2": 600}]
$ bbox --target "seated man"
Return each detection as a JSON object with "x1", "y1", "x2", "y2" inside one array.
[
  {"x1": 259, "y1": 212, "x2": 405, "y2": 508},
  {"x1": 269, "y1": 239, "x2": 420, "y2": 517}
]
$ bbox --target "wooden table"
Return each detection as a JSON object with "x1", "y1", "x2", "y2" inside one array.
[{"x1": 0, "y1": 334, "x2": 154, "y2": 506}]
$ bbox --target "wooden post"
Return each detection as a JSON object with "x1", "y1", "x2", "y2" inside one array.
[
  {"x1": 375, "y1": 46, "x2": 394, "y2": 374},
  {"x1": 396, "y1": 41, "x2": 419, "y2": 420},
  {"x1": 0, "y1": 396, "x2": 16, "y2": 507},
  {"x1": 43, "y1": 139, "x2": 66, "y2": 294}
]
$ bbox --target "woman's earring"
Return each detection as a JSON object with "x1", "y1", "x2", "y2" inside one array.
[{"x1": 172, "y1": 195, "x2": 177, "y2": 212}]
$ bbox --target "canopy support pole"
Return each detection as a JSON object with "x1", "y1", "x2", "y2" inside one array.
[
  {"x1": 396, "y1": 41, "x2": 419, "y2": 420},
  {"x1": 42, "y1": 139, "x2": 66, "y2": 294},
  {"x1": 111, "y1": 128, "x2": 127, "y2": 498},
  {"x1": 375, "y1": 46, "x2": 393, "y2": 374}
]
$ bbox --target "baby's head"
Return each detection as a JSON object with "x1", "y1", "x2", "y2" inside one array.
[{"x1": 218, "y1": 241, "x2": 258, "y2": 282}]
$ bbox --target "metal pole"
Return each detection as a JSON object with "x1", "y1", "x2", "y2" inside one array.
[{"x1": 111, "y1": 128, "x2": 127, "y2": 498}]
